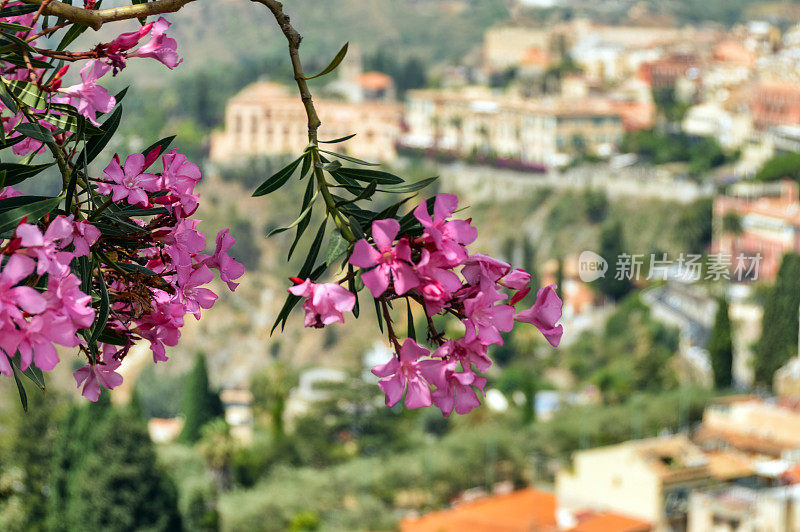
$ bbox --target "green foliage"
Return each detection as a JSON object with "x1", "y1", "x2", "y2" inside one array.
[
  {"x1": 47, "y1": 398, "x2": 182, "y2": 531},
  {"x1": 594, "y1": 220, "x2": 632, "y2": 301},
  {"x1": 754, "y1": 253, "x2": 800, "y2": 385},
  {"x1": 566, "y1": 295, "x2": 680, "y2": 402},
  {"x1": 621, "y1": 129, "x2": 732, "y2": 175},
  {"x1": 250, "y1": 362, "x2": 298, "y2": 440},
  {"x1": 180, "y1": 353, "x2": 224, "y2": 444},
  {"x1": 674, "y1": 198, "x2": 713, "y2": 255},
  {"x1": 709, "y1": 297, "x2": 734, "y2": 389},
  {"x1": 722, "y1": 211, "x2": 743, "y2": 235},
  {"x1": 133, "y1": 365, "x2": 185, "y2": 419},
  {"x1": 756, "y1": 152, "x2": 800, "y2": 183},
  {"x1": 583, "y1": 189, "x2": 609, "y2": 224}
]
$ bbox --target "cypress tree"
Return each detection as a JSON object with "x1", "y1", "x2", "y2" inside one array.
[
  {"x1": 595, "y1": 220, "x2": 632, "y2": 301},
  {"x1": 180, "y1": 353, "x2": 223, "y2": 443},
  {"x1": 709, "y1": 297, "x2": 734, "y2": 389},
  {"x1": 63, "y1": 408, "x2": 182, "y2": 531},
  {"x1": 754, "y1": 253, "x2": 800, "y2": 385}
]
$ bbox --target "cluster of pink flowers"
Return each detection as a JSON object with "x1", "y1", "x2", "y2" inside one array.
[
  {"x1": 93, "y1": 147, "x2": 245, "y2": 365},
  {"x1": 287, "y1": 193, "x2": 563, "y2": 416},
  {"x1": 0, "y1": 146, "x2": 244, "y2": 401},
  {"x1": 0, "y1": 6, "x2": 180, "y2": 130},
  {"x1": 0, "y1": 215, "x2": 98, "y2": 377}
]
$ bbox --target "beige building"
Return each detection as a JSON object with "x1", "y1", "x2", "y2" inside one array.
[
  {"x1": 696, "y1": 396, "x2": 800, "y2": 457},
  {"x1": 688, "y1": 485, "x2": 800, "y2": 532},
  {"x1": 402, "y1": 87, "x2": 623, "y2": 167},
  {"x1": 210, "y1": 82, "x2": 402, "y2": 163},
  {"x1": 556, "y1": 436, "x2": 754, "y2": 531}
]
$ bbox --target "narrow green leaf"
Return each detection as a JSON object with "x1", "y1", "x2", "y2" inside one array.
[
  {"x1": 15, "y1": 122, "x2": 54, "y2": 143},
  {"x1": 381, "y1": 176, "x2": 438, "y2": 194},
  {"x1": 319, "y1": 133, "x2": 356, "y2": 144},
  {"x1": 300, "y1": 218, "x2": 327, "y2": 277},
  {"x1": 57, "y1": 19, "x2": 89, "y2": 50},
  {"x1": 348, "y1": 268, "x2": 359, "y2": 318},
  {"x1": 89, "y1": 272, "x2": 109, "y2": 344},
  {"x1": 406, "y1": 298, "x2": 416, "y2": 341},
  {"x1": 11, "y1": 362, "x2": 27, "y2": 411},
  {"x1": 324, "y1": 231, "x2": 349, "y2": 266},
  {"x1": 4, "y1": 79, "x2": 51, "y2": 109},
  {"x1": 0, "y1": 196, "x2": 61, "y2": 235},
  {"x1": 299, "y1": 152, "x2": 312, "y2": 180},
  {"x1": 374, "y1": 300, "x2": 384, "y2": 334},
  {"x1": 76, "y1": 105, "x2": 122, "y2": 165},
  {"x1": 0, "y1": 5, "x2": 40, "y2": 18},
  {"x1": 0, "y1": 22, "x2": 32, "y2": 32},
  {"x1": 98, "y1": 328, "x2": 127, "y2": 346},
  {"x1": 287, "y1": 176, "x2": 316, "y2": 260},
  {"x1": 304, "y1": 42, "x2": 349, "y2": 80},
  {"x1": 321, "y1": 160, "x2": 342, "y2": 173},
  {"x1": 11, "y1": 356, "x2": 45, "y2": 390},
  {"x1": 319, "y1": 149, "x2": 380, "y2": 166},
  {"x1": 0, "y1": 79, "x2": 17, "y2": 113},
  {"x1": 0, "y1": 163, "x2": 55, "y2": 187},
  {"x1": 335, "y1": 167, "x2": 404, "y2": 185},
  {"x1": 252, "y1": 155, "x2": 303, "y2": 197},
  {"x1": 267, "y1": 190, "x2": 319, "y2": 237},
  {"x1": 141, "y1": 135, "x2": 176, "y2": 159}
]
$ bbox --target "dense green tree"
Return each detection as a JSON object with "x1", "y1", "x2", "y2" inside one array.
[
  {"x1": 675, "y1": 198, "x2": 713, "y2": 255},
  {"x1": 64, "y1": 408, "x2": 182, "y2": 531},
  {"x1": 6, "y1": 389, "x2": 65, "y2": 532},
  {"x1": 754, "y1": 253, "x2": 800, "y2": 385},
  {"x1": 250, "y1": 362, "x2": 298, "y2": 440},
  {"x1": 181, "y1": 353, "x2": 224, "y2": 444},
  {"x1": 756, "y1": 152, "x2": 800, "y2": 183},
  {"x1": 709, "y1": 297, "x2": 734, "y2": 389},
  {"x1": 594, "y1": 221, "x2": 632, "y2": 301},
  {"x1": 48, "y1": 393, "x2": 112, "y2": 532}
]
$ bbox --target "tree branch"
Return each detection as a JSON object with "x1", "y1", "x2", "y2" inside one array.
[
  {"x1": 19, "y1": 0, "x2": 197, "y2": 31},
  {"x1": 250, "y1": 0, "x2": 321, "y2": 143}
]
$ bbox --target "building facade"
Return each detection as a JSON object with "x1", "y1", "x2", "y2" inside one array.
[
  {"x1": 402, "y1": 87, "x2": 624, "y2": 167},
  {"x1": 210, "y1": 82, "x2": 403, "y2": 163}
]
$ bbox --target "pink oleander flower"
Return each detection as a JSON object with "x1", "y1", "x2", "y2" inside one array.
[
  {"x1": 463, "y1": 285, "x2": 515, "y2": 346},
  {"x1": 65, "y1": 217, "x2": 101, "y2": 257},
  {"x1": 371, "y1": 338, "x2": 441, "y2": 409},
  {"x1": 0, "y1": 186, "x2": 22, "y2": 199},
  {"x1": 137, "y1": 289, "x2": 185, "y2": 363},
  {"x1": 58, "y1": 60, "x2": 115, "y2": 125},
  {"x1": 175, "y1": 264, "x2": 218, "y2": 319},
  {"x1": 430, "y1": 359, "x2": 486, "y2": 417},
  {"x1": 6, "y1": 312, "x2": 79, "y2": 372},
  {"x1": 414, "y1": 249, "x2": 462, "y2": 316},
  {"x1": 161, "y1": 148, "x2": 201, "y2": 214},
  {"x1": 159, "y1": 217, "x2": 207, "y2": 280},
  {"x1": 97, "y1": 153, "x2": 161, "y2": 207},
  {"x1": 413, "y1": 193, "x2": 477, "y2": 265},
  {"x1": 204, "y1": 229, "x2": 245, "y2": 291},
  {"x1": 130, "y1": 17, "x2": 182, "y2": 69},
  {"x1": 436, "y1": 322, "x2": 493, "y2": 372},
  {"x1": 43, "y1": 273, "x2": 95, "y2": 329},
  {"x1": 106, "y1": 23, "x2": 154, "y2": 71},
  {"x1": 515, "y1": 284, "x2": 564, "y2": 347},
  {"x1": 0, "y1": 254, "x2": 46, "y2": 324},
  {"x1": 288, "y1": 279, "x2": 356, "y2": 328},
  {"x1": 15, "y1": 218, "x2": 74, "y2": 277},
  {"x1": 73, "y1": 344, "x2": 124, "y2": 402},
  {"x1": 350, "y1": 219, "x2": 418, "y2": 298}
]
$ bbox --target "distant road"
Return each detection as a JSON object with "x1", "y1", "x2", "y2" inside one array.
[{"x1": 438, "y1": 162, "x2": 713, "y2": 204}]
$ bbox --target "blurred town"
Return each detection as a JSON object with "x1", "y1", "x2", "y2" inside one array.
[{"x1": 6, "y1": 0, "x2": 800, "y2": 530}]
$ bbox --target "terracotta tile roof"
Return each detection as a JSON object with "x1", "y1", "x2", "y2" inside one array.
[
  {"x1": 399, "y1": 488, "x2": 558, "y2": 532},
  {"x1": 568, "y1": 513, "x2": 651, "y2": 532},
  {"x1": 358, "y1": 72, "x2": 394, "y2": 91}
]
